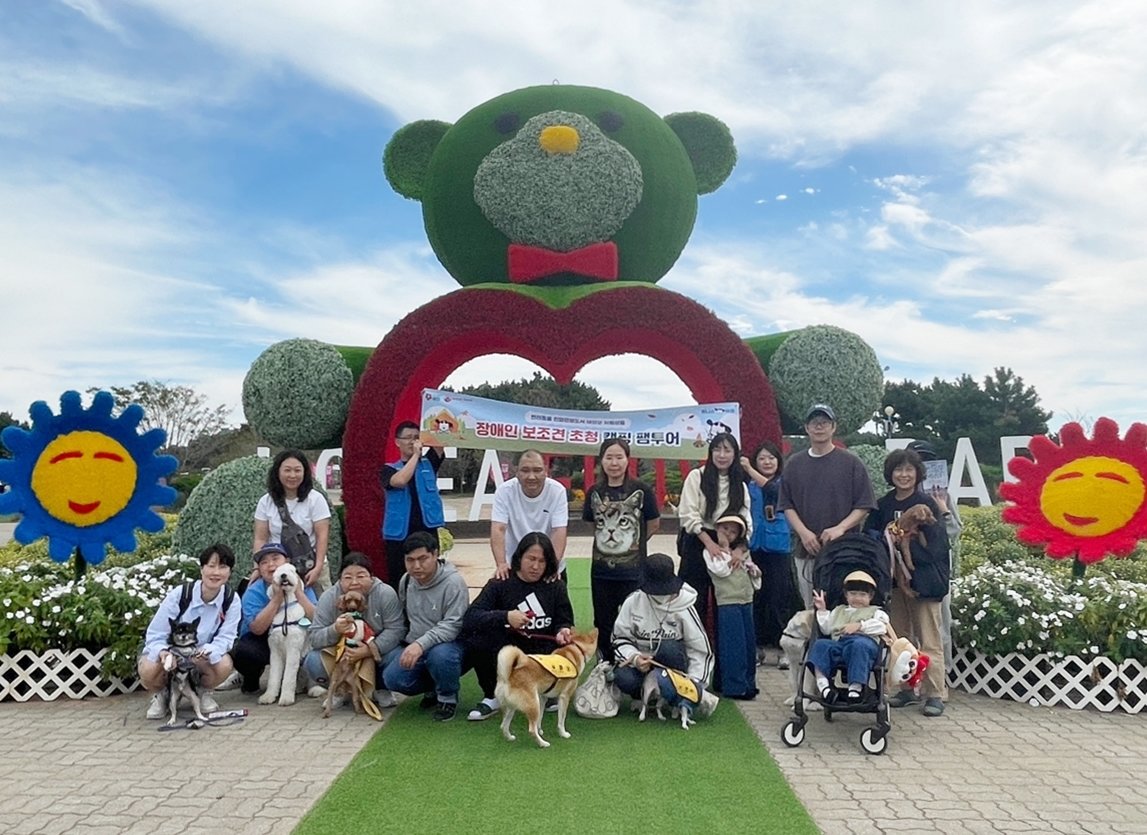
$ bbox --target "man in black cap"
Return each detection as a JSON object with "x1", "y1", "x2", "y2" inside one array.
[
  {"x1": 228, "y1": 543, "x2": 318, "y2": 696},
  {"x1": 778, "y1": 404, "x2": 877, "y2": 607}
]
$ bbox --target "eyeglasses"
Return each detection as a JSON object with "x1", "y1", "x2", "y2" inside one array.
[
  {"x1": 397, "y1": 434, "x2": 420, "y2": 441},
  {"x1": 807, "y1": 419, "x2": 833, "y2": 429}
]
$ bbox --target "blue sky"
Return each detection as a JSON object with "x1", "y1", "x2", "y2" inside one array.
[{"x1": 3, "y1": 0, "x2": 1145, "y2": 434}]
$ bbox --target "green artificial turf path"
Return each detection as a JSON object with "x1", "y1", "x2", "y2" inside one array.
[{"x1": 296, "y1": 560, "x2": 816, "y2": 835}]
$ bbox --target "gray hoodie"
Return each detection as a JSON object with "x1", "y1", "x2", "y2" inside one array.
[
  {"x1": 308, "y1": 578, "x2": 405, "y2": 661},
  {"x1": 400, "y1": 561, "x2": 469, "y2": 650}
]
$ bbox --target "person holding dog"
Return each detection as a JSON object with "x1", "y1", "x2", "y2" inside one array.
[
  {"x1": 382, "y1": 531, "x2": 469, "y2": 721},
  {"x1": 139, "y1": 544, "x2": 242, "y2": 719},
  {"x1": 864, "y1": 447, "x2": 951, "y2": 717},
  {"x1": 612, "y1": 553, "x2": 713, "y2": 703},
  {"x1": 305, "y1": 552, "x2": 406, "y2": 713},
  {"x1": 381, "y1": 420, "x2": 446, "y2": 589},
  {"x1": 461, "y1": 531, "x2": 575, "y2": 721},
  {"x1": 229, "y1": 542, "x2": 318, "y2": 698},
  {"x1": 253, "y1": 449, "x2": 332, "y2": 590}
]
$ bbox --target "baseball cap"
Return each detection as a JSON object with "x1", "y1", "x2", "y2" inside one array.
[
  {"x1": 907, "y1": 440, "x2": 938, "y2": 461},
  {"x1": 254, "y1": 542, "x2": 289, "y2": 563},
  {"x1": 805, "y1": 404, "x2": 836, "y2": 423}
]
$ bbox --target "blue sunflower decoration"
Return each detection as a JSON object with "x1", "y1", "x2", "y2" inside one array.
[{"x1": 0, "y1": 391, "x2": 178, "y2": 564}]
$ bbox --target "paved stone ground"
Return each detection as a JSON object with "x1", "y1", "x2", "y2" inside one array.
[{"x1": 2, "y1": 535, "x2": 1146, "y2": 834}]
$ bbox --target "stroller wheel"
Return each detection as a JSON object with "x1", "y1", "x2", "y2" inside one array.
[
  {"x1": 859, "y1": 727, "x2": 888, "y2": 755},
  {"x1": 781, "y1": 720, "x2": 806, "y2": 748}
]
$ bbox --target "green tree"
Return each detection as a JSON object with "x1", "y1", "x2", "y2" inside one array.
[
  {"x1": 89, "y1": 381, "x2": 232, "y2": 462},
  {"x1": 883, "y1": 367, "x2": 1051, "y2": 466},
  {"x1": 0, "y1": 411, "x2": 29, "y2": 459}
]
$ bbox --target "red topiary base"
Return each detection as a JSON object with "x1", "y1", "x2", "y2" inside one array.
[{"x1": 342, "y1": 284, "x2": 781, "y2": 581}]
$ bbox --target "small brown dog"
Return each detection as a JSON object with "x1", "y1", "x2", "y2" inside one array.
[
  {"x1": 322, "y1": 590, "x2": 373, "y2": 719},
  {"x1": 886, "y1": 503, "x2": 937, "y2": 594},
  {"x1": 496, "y1": 629, "x2": 598, "y2": 749}
]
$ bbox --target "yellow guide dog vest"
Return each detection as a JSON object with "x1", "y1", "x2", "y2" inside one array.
[{"x1": 527, "y1": 653, "x2": 579, "y2": 679}]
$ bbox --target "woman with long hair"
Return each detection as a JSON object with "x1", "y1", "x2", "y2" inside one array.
[{"x1": 676, "y1": 432, "x2": 751, "y2": 632}]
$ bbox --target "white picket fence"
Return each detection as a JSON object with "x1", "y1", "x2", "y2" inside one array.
[
  {"x1": 0, "y1": 648, "x2": 140, "y2": 702},
  {"x1": 949, "y1": 648, "x2": 1146, "y2": 714}
]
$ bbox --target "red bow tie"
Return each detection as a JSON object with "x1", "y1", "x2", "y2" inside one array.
[{"x1": 507, "y1": 242, "x2": 618, "y2": 283}]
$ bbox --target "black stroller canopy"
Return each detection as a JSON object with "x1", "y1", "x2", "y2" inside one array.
[{"x1": 813, "y1": 533, "x2": 892, "y2": 609}]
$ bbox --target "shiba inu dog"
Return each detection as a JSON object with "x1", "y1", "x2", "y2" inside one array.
[
  {"x1": 496, "y1": 629, "x2": 598, "y2": 749},
  {"x1": 163, "y1": 617, "x2": 208, "y2": 726}
]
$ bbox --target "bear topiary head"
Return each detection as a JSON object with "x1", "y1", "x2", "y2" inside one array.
[{"x1": 384, "y1": 84, "x2": 736, "y2": 288}]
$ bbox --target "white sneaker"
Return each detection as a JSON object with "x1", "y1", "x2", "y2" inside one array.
[
  {"x1": 146, "y1": 693, "x2": 167, "y2": 720},
  {"x1": 215, "y1": 670, "x2": 242, "y2": 691},
  {"x1": 373, "y1": 689, "x2": 397, "y2": 709},
  {"x1": 199, "y1": 691, "x2": 219, "y2": 713}
]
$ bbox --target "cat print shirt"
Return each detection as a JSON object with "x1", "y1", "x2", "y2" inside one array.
[{"x1": 583, "y1": 481, "x2": 661, "y2": 581}]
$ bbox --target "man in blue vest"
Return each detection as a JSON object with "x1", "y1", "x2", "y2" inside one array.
[{"x1": 381, "y1": 421, "x2": 445, "y2": 589}]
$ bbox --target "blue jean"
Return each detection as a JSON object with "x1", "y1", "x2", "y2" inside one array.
[
  {"x1": 807, "y1": 634, "x2": 880, "y2": 687},
  {"x1": 613, "y1": 640, "x2": 689, "y2": 698},
  {"x1": 382, "y1": 641, "x2": 463, "y2": 704},
  {"x1": 717, "y1": 603, "x2": 757, "y2": 697},
  {"x1": 303, "y1": 649, "x2": 387, "y2": 689}
]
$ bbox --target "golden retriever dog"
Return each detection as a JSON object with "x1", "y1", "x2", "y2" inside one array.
[{"x1": 496, "y1": 629, "x2": 598, "y2": 749}]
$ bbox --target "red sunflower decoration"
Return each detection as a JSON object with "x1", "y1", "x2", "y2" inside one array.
[{"x1": 1000, "y1": 418, "x2": 1147, "y2": 565}]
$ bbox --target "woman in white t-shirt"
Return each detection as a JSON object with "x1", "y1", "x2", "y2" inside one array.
[{"x1": 253, "y1": 449, "x2": 332, "y2": 590}]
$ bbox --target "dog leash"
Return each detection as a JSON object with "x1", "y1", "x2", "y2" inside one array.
[{"x1": 156, "y1": 708, "x2": 249, "y2": 732}]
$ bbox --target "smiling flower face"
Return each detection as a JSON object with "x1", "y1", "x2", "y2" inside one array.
[
  {"x1": 1001, "y1": 418, "x2": 1147, "y2": 564},
  {"x1": 0, "y1": 391, "x2": 177, "y2": 563}
]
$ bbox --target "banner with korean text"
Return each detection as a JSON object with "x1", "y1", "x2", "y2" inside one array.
[{"x1": 418, "y1": 389, "x2": 740, "y2": 460}]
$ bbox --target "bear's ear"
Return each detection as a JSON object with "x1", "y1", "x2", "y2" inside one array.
[
  {"x1": 383, "y1": 119, "x2": 453, "y2": 201},
  {"x1": 663, "y1": 112, "x2": 737, "y2": 195}
]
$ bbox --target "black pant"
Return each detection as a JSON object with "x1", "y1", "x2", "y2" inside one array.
[
  {"x1": 591, "y1": 576, "x2": 641, "y2": 664},
  {"x1": 466, "y1": 636, "x2": 543, "y2": 700},
  {"x1": 677, "y1": 531, "x2": 714, "y2": 638},
  {"x1": 229, "y1": 632, "x2": 269, "y2": 693},
  {"x1": 752, "y1": 549, "x2": 801, "y2": 647}
]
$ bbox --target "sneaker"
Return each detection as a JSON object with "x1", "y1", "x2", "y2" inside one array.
[
  {"x1": 199, "y1": 691, "x2": 219, "y2": 713},
  {"x1": 146, "y1": 693, "x2": 167, "y2": 720},
  {"x1": 847, "y1": 685, "x2": 863, "y2": 700},
  {"x1": 433, "y1": 702, "x2": 457, "y2": 722},
  {"x1": 419, "y1": 692, "x2": 439, "y2": 710},
  {"x1": 467, "y1": 700, "x2": 499, "y2": 721},
  {"x1": 545, "y1": 698, "x2": 559, "y2": 713},
  {"x1": 922, "y1": 697, "x2": 945, "y2": 717},
  {"x1": 777, "y1": 655, "x2": 790, "y2": 671},
  {"x1": 373, "y1": 689, "x2": 397, "y2": 709},
  {"x1": 308, "y1": 685, "x2": 328, "y2": 699},
  {"x1": 215, "y1": 671, "x2": 242, "y2": 691},
  {"x1": 889, "y1": 690, "x2": 922, "y2": 709}
]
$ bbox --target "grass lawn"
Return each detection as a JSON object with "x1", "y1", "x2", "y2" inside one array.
[{"x1": 296, "y1": 561, "x2": 816, "y2": 835}]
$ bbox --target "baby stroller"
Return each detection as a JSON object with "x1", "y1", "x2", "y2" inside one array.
[{"x1": 781, "y1": 533, "x2": 894, "y2": 755}]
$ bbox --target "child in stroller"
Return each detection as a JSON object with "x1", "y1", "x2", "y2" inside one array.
[
  {"x1": 809, "y1": 570, "x2": 888, "y2": 701},
  {"x1": 781, "y1": 533, "x2": 894, "y2": 755}
]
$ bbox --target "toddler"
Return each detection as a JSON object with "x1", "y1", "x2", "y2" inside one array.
[
  {"x1": 704, "y1": 515, "x2": 762, "y2": 699},
  {"x1": 808, "y1": 570, "x2": 889, "y2": 700}
]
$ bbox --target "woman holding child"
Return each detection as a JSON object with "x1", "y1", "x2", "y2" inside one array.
[
  {"x1": 864, "y1": 448, "x2": 951, "y2": 717},
  {"x1": 676, "y1": 432, "x2": 752, "y2": 632}
]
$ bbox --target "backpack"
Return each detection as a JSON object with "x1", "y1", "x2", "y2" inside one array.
[{"x1": 177, "y1": 581, "x2": 235, "y2": 642}]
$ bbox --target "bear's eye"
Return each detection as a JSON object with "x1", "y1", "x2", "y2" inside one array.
[
  {"x1": 597, "y1": 110, "x2": 624, "y2": 133},
  {"x1": 494, "y1": 112, "x2": 521, "y2": 135}
]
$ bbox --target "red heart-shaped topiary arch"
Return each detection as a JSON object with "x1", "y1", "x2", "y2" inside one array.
[{"x1": 342, "y1": 284, "x2": 781, "y2": 580}]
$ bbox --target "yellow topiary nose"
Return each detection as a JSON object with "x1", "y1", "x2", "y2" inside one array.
[{"x1": 539, "y1": 125, "x2": 580, "y2": 155}]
